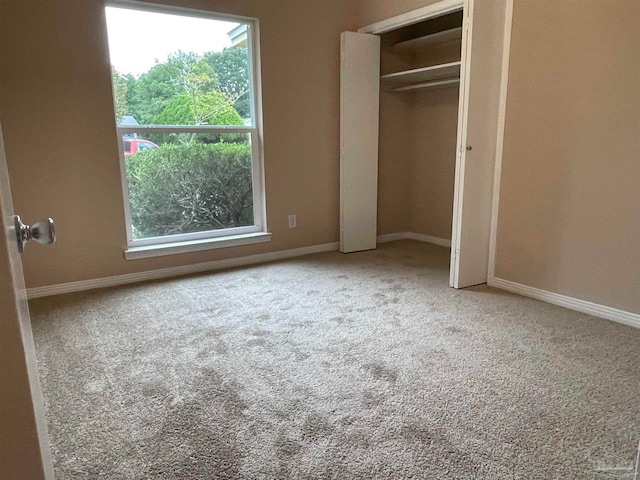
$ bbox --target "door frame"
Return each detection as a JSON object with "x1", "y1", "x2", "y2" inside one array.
[
  {"x1": 449, "y1": 0, "x2": 473, "y2": 288},
  {"x1": 358, "y1": 0, "x2": 514, "y2": 288},
  {"x1": 487, "y1": 0, "x2": 515, "y2": 282}
]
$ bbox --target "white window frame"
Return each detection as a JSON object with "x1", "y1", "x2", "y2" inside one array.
[{"x1": 106, "y1": 2, "x2": 268, "y2": 259}]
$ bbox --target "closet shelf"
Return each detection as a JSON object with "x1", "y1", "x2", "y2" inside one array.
[
  {"x1": 393, "y1": 27, "x2": 463, "y2": 50},
  {"x1": 380, "y1": 61, "x2": 461, "y2": 91},
  {"x1": 393, "y1": 77, "x2": 459, "y2": 92}
]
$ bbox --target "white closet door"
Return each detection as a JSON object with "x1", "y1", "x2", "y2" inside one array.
[
  {"x1": 450, "y1": 0, "x2": 507, "y2": 287},
  {"x1": 340, "y1": 32, "x2": 380, "y2": 253}
]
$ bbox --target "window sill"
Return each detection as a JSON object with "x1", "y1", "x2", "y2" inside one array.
[{"x1": 124, "y1": 232, "x2": 272, "y2": 260}]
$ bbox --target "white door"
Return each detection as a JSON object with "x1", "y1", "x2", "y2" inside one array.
[
  {"x1": 450, "y1": 0, "x2": 507, "y2": 288},
  {"x1": 0, "y1": 126, "x2": 54, "y2": 478},
  {"x1": 340, "y1": 31, "x2": 380, "y2": 253}
]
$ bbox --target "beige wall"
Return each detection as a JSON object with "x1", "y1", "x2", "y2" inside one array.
[
  {"x1": 1, "y1": 0, "x2": 638, "y2": 315},
  {"x1": 377, "y1": 45, "x2": 413, "y2": 235},
  {"x1": 377, "y1": 92, "x2": 413, "y2": 235},
  {"x1": 361, "y1": 0, "x2": 639, "y2": 314},
  {"x1": 353, "y1": 0, "x2": 443, "y2": 27},
  {"x1": 408, "y1": 86, "x2": 458, "y2": 239},
  {"x1": 0, "y1": 0, "x2": 355, "y2": 289},
  {"x1": 407, "y1": 42, "x2": 461, "y2": 240},
  {"x1": 378, "y1": 77, "x2": 458, "y2": 241},
  {"x1": 496, "y1": 0, "x2": 640, "y2": 313},
  {"x1": 2, "y1": 0, "x2": 638, "y2": 473}
]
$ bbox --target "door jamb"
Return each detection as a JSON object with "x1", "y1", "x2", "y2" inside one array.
[
  {"x1": 487, "y1": 0, "x2": 514, "y2": 282},
  {"x1": 449, "y1": 0, "x2": 474, "y2": 288}
]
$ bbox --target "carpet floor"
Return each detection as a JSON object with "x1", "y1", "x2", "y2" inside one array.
[{"x1": 30, "y1": 240, "x2": 640, "y2": 479}]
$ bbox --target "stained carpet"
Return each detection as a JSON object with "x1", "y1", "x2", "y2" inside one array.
[{"x1": 30, "y1": 240, "x2": 640, "y2": 479}]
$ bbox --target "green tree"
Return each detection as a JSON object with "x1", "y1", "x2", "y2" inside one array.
[
  {"x1": 129, "y1": 51, "x2": 226, "y2": 125},
  {"x1": 148, "y1": 55, "x2": 243, "y2": 145},
  {"x1": 114, "y1": 50, "x2": 247, "y2": 134},
  {"x1": 125, "y1": 51, "x2": 214, "y2": 124},
  {"x1": 149, "y1": 91, "x2": 244, "y2": 145},
  {"x1": 111, "y1": 68, "x2": 129, "y2": 123},
  {"x1": 127, "y1": 62, "x2": 180, "y2": 124},
  {"x1": 152, "y1": 91, "x2": 242, "y2": 126},
  {"x1": 205, "y1": 47, "x2": 250, "y2": 119},
  {"x1": 124, "y1": 73, "x2": 138, "y2": 116},
  {"x1": 170, "y1": 51, "x2": 217, "y2": 97}
]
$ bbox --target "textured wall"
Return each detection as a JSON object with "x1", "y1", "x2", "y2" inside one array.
[
  {"x1": 353, "y1": 0, "x2": 443, "y2": 27},
  {"x1": 408, "y1": 86, "x2": 458, "y2": 240},
  {"x1": 407, "y1": 43, "x2": 461, "y2": 240},
  {"x1": 357, "y1": 0, "x2": 640, "y2": 313},
  {"x1": 495, "y1": 0, "x2": 640, "y2": 313},
  {"x1": 1, "y1": 0, "x2": 637, "y2": 315},
  {"x1": 0, "y1": 0, "x2": 355, "y2": 288},
  {"x1": 376, "y1": 45, "x2": 413, "y2": 235}
]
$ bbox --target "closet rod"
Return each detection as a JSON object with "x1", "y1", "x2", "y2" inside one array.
[{"x1": 393, "y1": 77, "x2": 459, "y2": 92}]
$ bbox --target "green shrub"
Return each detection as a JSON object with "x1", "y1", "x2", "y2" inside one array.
[{"x1": 126, "y1": 143, "x2": 254, "y2": 239}]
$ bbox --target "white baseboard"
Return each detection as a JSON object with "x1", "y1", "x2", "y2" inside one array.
[
  {"x1": 27, "y1": 238, "x2": 638, "y2": 332},
  {"x1": 27, "y1": 242, "x2": 340, "y2": 299},
  {"x1": 405, "y1": 232, "x2": 451, "y2": 247},
  {"x1": 376, "y1": 232, "x2": 410, "y2": 243},
  {"x1": 489, "y1": 277, "x2": 640, "y2": 330},
  {"x1": 27, "y1": 233, "x2": 449, "y2": 299},
  {"x1": 377, "y1": 231, "x2": 451, "y2": 248}
]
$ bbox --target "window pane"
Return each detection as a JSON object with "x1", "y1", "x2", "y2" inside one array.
[
  {"x1": 123, "y1": 133, "x2": 255, "y2": 239},
  {"x1": 105, "y1": 8, "x2": 253, "y2": 128}
]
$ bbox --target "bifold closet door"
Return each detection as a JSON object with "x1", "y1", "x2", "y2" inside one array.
[
  {"x1": 340, "y1": 32, "x2": 380, "y2": 253},
  {"x1": 450, "y1": 0, "x2": 507, "y2": 287}
]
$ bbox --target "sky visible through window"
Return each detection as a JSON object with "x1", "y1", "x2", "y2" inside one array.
[{"x1": 105, "y1": 7, "x2": 239, "y2": 76}]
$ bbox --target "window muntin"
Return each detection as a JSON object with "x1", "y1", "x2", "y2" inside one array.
[{"x1": 105, "y1": 5, "x2": 263, "y2": 249}]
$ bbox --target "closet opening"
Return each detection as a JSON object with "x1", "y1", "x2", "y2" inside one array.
[
  {"x1": 341, "y1": 0, "x2": 508, "y2": 288},
  {"x1": 378, "y1": 10, "x2": 463, "y2": 283}
]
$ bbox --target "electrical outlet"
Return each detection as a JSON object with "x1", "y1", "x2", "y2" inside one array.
[{"x1": 288, "y1": 214, "x2": 297, "y2": 229}]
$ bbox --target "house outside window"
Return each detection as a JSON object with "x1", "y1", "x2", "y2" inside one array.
[{"x1": 105, "y1": 4, "x2": 267, "y2": 259}]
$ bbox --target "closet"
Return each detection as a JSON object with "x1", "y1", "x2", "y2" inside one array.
[
  {"x1": 379, "y1": 10, "x2": 463, "y2": 93},
  {"x1": 340, "y1": 0, "x2": 508, "y2": 288}
]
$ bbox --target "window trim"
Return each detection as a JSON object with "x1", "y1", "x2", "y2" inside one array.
[
  {"x1": 124, "y1": 232, "x2": 272, "y2": 260},
  {"x1": 107, "y1": 2, "x2": 268, "y2": 258}
]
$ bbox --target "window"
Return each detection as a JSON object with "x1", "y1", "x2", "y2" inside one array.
[
  {"x1": 105, "y1": 4, "x2": 267, "y2": 259},
  {"x1": 136, "y1": 140, "x2": 156, "y2": 153}
]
